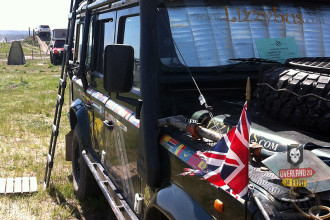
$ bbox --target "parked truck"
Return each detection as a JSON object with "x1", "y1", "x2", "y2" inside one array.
[
  {"x1": 58, "y1": 0, "x2": 330, "y2": 219},
  {"x1": 50, "y1": 29, "x2": 67, "y2": 65}
]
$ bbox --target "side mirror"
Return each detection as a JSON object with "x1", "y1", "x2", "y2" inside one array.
[{"x1": 104, "y1": 44, "x2": 134, "y2": 93}]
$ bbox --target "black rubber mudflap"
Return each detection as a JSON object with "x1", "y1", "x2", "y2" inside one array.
[{"x1": 65, "y1": 130, "x2": 73, "y2": 161}]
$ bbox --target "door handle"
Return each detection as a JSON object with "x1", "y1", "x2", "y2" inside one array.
[{"x1": 103, "y1": 120, "x2": 114, "y2": 130}]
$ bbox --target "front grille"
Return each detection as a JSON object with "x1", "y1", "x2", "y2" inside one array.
[{"x1": 286, "y1": 57, "x2": 330, "y2": 73}]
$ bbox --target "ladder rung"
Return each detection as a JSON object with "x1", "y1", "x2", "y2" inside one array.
[
  {"x1": 57, "y1": 94, "x2": 63, "y2": 105},
  {"x1": 47, "y1": 154, "x2": 52, "y2": 163},
  {"x1": 59, "y1": 79, "x2": 66, "y2": 88},
  {"x1": 47, "y1": 153, "x2": 53, "y2": 168},
  {"x1": 52, "y1": 125, "x2": 58, "y2": 136}
]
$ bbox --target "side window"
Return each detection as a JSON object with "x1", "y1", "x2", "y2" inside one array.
[
  {"x1": 77, "y1": 23, "x2": 84, "y2": 62},
  {"x1": 95, "y1": 19, "x2": 115, "y2": 73},
  {"x1": 73, "y1": 21, "x2": 80, "y2": 61},
  {"x1": 86, "y1": 21, "x2": 93, "y2": 70},
  {"x1": 123, "y1": 16, "x2": 140, "y2": 88}
]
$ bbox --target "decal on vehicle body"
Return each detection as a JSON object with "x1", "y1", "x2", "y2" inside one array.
[
  {"x1": 105, "y1": 100, "x2": 140, "y2": 128},
  {"x1": 87, "y1": 88, "x2": 109, "y2": 104},
  {"x1": 73, "y1": 77, "x2": 140, "y2": 128},
  {"x1": 259, "y1": 139, "x2": 279, "y2": 151},
  {"x1": 160, "y1": 135, "x2": 207, "y2": 171}
]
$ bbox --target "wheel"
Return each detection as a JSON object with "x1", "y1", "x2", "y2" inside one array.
[
  {"x1": 53, "y1": 57, "x2": 58, "y2": 65},
  {"x1": 72, "y1": 125, "x2": 100, "y2": 199},
  {"x1": 258, "y1": 59, "x2": 330, "y2": 134},
  {"x1": 50, "y1": 54, "x2": 54, "y2": 65}
]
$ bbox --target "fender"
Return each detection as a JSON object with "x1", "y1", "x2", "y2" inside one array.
[
  {"x1": 68, "y1": 99, "x2": 92, "y2": 149},
  {"x1": 146, "y1": 183, "x2": 213, "y2": 220}
]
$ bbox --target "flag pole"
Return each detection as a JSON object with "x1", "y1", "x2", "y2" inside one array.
[
  {"x1": 245, "y1": 78, "x2": 271, "y2": 219},
  {"x1": 245, "y1": 77, "x2": 251, "y2": 220},
  {"x1": 246, "y1": 77, "x2": 251, "y2": 108}
]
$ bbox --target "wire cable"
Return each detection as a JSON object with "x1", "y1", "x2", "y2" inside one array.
[
  {"x1": 258, "y1": 83, "x2": 330, "y2": 102},
  {"x1": 159, "y1": 10, "x2": 221, "y2": 132}
]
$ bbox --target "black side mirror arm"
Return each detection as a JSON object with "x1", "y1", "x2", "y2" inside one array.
[{"x1": 116, "y1": 93, "x2": 142, "y2": 119}]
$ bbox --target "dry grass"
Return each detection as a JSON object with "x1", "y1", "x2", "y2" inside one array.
[{"x1": 0, "y1": 59, "x2": 112, "y2": 219}]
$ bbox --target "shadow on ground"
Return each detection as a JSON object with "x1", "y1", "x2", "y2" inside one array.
[{"x1": 48, "y1": 176, "x2": 115, "y2": 220}]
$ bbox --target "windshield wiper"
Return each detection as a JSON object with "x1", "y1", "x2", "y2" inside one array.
[{"x1": 229, "y1": 58, "x2": 280, "y2": 64}]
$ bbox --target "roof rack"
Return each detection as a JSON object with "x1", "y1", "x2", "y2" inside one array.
[{"x1": 76, "y1": 0, "x2": 138, "y2": 13}]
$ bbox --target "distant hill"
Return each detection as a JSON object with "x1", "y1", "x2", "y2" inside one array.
[{"x1": 0, "y1": 30, "x2": 29, "y2": 42}]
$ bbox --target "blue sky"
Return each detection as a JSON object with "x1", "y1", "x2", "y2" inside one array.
[{"x1": 0, "y1": 0, "x2": 71, "y2": 30}]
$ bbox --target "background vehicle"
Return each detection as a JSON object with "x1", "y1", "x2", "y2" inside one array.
[
  {"x1": 50, "y1": 39, "x2": 65, "y2": 65},
  {"x1": 52, "y1": 29, "x2": 67, "y2": 39},
  {"x1": 35, "y1": 25, "x2": 51, "y2": 37},
  {"x1": 59, "y1": 0, "x2": 330, "y2": 219},
  {"x1": 50, "y1": 29, "x2": 67, "y2": 65}
]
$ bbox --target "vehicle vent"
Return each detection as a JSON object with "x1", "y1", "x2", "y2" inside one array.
[{"x1": 286, "y1": 57, "x2": 330, "y2": 73}]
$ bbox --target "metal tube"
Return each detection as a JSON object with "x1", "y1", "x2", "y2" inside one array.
[
  {"x1": 140, "y1": 0, "x2": 162, "y2": 188},
  {"x1": 157, "y1": 116, "x2": 222, "y2": 142},
  {"x1": 76, "y1": 0, "x2": 93, "y2": 91},
  {"x1": 254, "y1": 195, "x2": 271, "y2": 220},
  {"x1": 87, "y1": 0, "x2": 119, "y2": 10},
  {"x1": 82, "y1": 151, "x2": 130, "y2": 220}
]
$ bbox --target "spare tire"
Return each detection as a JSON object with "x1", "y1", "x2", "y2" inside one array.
[{"x1": 258, "y1": 58, "x2": 330, "y2": 134}]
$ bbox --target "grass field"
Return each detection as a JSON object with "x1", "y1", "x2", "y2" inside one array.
[{"x1": 0, "y1": 59, "x2": 112, "y2": 219}]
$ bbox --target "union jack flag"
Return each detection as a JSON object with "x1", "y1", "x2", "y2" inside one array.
[{"x1": 182, "y1": 102, "x2": 251, "y2": 200}]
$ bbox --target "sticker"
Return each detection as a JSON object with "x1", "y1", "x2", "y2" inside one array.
[
  {"x1": 287, "y1": 145, "x2": 303, "y2": 167},
  {"x1": 282, "y1": 178, "x2": 307, "y2": 187},
  {"x1": 105, "y1": 100, "x2": 139, "y2": 128},
  {"x1": 255, "y1": 37, "x2": 299, "y2": 63},
  {"x1": 160, "y1": 135, "x2": 206, "y2": 171},
  {"x1": 279, "y1": 168, "x2": 315, "y2": 179}
]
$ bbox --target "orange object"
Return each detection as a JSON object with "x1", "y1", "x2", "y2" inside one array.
[
  {"x1": 186, "y1": 124, "x2": 201, "y2": 140},
  {"x1": 214, "y1": 199, "x2": 223, "y2": 212}
]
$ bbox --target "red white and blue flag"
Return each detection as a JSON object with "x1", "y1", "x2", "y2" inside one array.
[{"x1": 182, "y1": 102, "x2": 251, "y2": 200}]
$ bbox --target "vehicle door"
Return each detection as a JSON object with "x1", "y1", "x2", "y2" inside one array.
[
  {"x1": 87, "y1": 12, "x2": 117, "y2": 158},
  {"x1": 103, "y1": 6, "x2": 141, "y2": 207}
]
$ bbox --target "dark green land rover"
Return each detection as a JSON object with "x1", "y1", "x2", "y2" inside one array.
[{"x1": 60, "y1": 0, "x2": 330, "y2": 219}]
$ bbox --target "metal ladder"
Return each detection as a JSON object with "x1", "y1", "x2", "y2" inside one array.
[{"x1": 43, "y1": 0, "x2": 80, "y2": 188}]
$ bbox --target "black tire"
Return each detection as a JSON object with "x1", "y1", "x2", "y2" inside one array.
[
  {"x1": 258, "y1": 62, "x2": 330, "y2": 134},
  {"x1": 72, "y1": 125, "x2": 100, "y2": 199},
  {"x1": 50, "y1": 54, "x2": 54, "y2": 65}
]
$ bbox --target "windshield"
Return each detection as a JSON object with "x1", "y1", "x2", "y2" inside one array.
[
  {"x1": 158, "y1": 1, "x2": 330, "y2": 67},
  {"x1": 54, "y1": 40, "x2": 65, "y2": 48}
]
